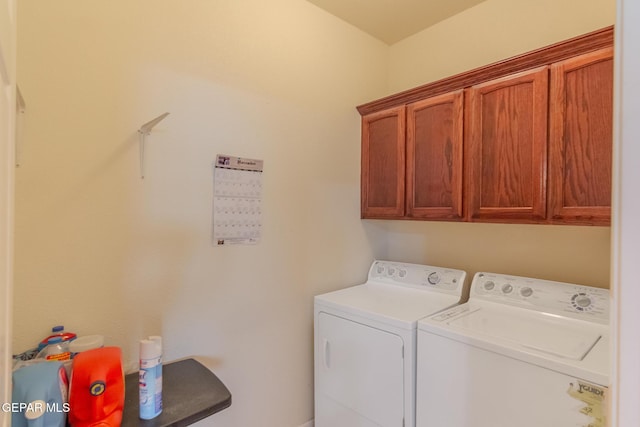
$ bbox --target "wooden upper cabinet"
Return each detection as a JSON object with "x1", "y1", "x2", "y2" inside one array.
[
  {"x1": 357, "y1": 27, "x2": 614, "y2": 226},
  {"x1": 361, "y1": 106, "x2": 406, "y2": 218},
  {"x1": 466, "y1": 67, "x2": 549, "y2": 222},
  {"x1": 406, "y1": 91, "x2": 464, "y2": 220},
  {"x1": 548, "y1": 48, "x2": 613, "y2": 225}
]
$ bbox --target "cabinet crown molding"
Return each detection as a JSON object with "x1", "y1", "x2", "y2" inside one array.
[{"x1": 357, "y1": 26, "x2": 613, "y2": 116}]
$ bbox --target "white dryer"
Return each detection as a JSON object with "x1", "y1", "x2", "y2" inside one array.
[
  {"x1": 416, "y1": 272, "x2": 609, "y2": 427},
  {"x1": 314, "y1": 260, "x2": 467, "y2": 427}
]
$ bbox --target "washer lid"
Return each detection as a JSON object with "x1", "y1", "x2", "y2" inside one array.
[{"x1": 446, "y1": 305, "x2": 602, "y2": 360}]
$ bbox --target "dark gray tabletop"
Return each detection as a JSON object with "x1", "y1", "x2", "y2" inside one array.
[{"x1": 123, "y1": 358, "x2": 232, "y2": 427}]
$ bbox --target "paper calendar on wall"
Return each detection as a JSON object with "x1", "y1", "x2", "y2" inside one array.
[{"x1": 212, "y1": 154, "x2": 263, "y2": 245}]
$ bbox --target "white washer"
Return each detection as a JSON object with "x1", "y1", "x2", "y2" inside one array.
[
  {"x1": 416, "y1": 272, "x2": 609, "y2": 427},
  {"x1": 314, "y1": 260, "x2": 467, "y2": 427}
]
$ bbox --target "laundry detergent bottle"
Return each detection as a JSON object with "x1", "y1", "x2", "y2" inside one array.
[
  {"x1": 68, "y1": 346, "x2": 125, "y2": 427},
  {"x1": 12, "y1": 361, "x2": 69, "y2": 427}
]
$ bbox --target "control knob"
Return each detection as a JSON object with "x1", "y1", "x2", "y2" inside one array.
[
  {"x1": 572, "y1": 293, "x2": 592, "y2": 310},
  {"x1": 483, "y1": 281, "x2": 495, "y2": 291},
  {"x1": 520, "y1": 287, "x2": 533, "y2": 297},
  {"x1": 427, "y1": 272, "x2": 441, "y2": 285}
]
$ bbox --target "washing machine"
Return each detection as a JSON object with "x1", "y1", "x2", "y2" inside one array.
[
  {"x1": 314, "y1": 260, "x2": 467, "y2": 427},
  {"x1": 416, "y1": 272, "x2": 609, "y2": 427}
]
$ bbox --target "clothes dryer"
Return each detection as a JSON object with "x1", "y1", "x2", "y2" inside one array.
[
  {"x1": 314, "y1": 260, "x2": 467, "y2": 427},
  {"x1": 416, "y1": 272, "x2": 609, "y2": 427}
]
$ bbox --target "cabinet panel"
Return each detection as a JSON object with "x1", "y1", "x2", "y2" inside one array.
[
  {"x1": 549, "y1": 48, "x2": 613, "y2": 225},
  {"x1": 406, "y1": 92, "x2": 463, "y2": 220},
  {"x1": 361, "y1": 107, "x2": 406, "y2": 218},
  {"x1": 466, "y1": 67, "x2": 549, "y2": 222}
]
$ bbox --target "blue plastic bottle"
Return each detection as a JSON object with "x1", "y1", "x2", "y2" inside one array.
[
  {"x1": 37, "y1": 326, "x2": 76, "y2": 352},
  {"x1": 12, "y1": 362, "x2": 69, "y2": 427}
]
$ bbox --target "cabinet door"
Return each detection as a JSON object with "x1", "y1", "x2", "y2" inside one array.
[
  {"x1": 406, "y1": 91, "x2": 464, "y2": 220},
  {"x1": 466, "y1": 67, "x2": 549, "y2": 222},
  {"x1": 361, "y1": 107, "x2": 406, "y2": 218},
  {"x1": 548, "y1": 48, "x2": 613, "y2": 225}
]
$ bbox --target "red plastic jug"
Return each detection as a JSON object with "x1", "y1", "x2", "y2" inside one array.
[{"x1": 68, "y1": 347, "x2": 125, "y2": 427}]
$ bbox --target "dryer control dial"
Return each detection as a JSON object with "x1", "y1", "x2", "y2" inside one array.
[{"x1": 427, "y1": 272, "x2": 441, "y2": 285}]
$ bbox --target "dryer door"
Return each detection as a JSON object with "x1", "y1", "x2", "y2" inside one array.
[{"x1": 316, "y1": 312, "x2": 404, "y2": 427}]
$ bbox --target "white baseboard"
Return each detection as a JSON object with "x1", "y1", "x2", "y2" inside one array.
[{"x1": 298, "y1": 420, "x2": 314, "y2": 427}]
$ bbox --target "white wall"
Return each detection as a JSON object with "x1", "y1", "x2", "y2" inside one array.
[
  {"x1": 14, "y1": 1, "x2": 388, "y2": 426},
  {"x1": 379, "y1": 0, "x2": 616, "y2": 288},
  {"x1": 389, "y1": 0, "x2": 617, "y2": 93},
  {"x1": 0, "y1": 0, "x2": 16, "y2": 424}
]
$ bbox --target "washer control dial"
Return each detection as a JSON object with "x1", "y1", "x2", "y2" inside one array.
[
  {"x1": 520, "y1": 287, "x2": 533, "y2": 298},
  {"x1": 571, "y1": 293, "x2": 592, "y2": 311},
  {"x1": 483, "y1": 281, "x2": 495, "y2": 291},
  {"x1": 502, "y1": 284, "x2": 513, "y2": 294}
]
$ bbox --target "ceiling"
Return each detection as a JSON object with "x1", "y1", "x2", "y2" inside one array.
[{"x1": 307, "y1": 0, "x2": 487, "y2": 45}]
